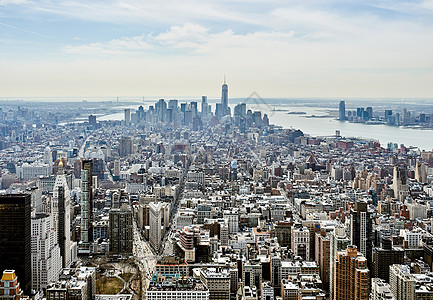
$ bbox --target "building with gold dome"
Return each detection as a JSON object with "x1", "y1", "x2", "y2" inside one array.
[{"x1": 0, "y1": 270, "x2": 24, "y2": 299}]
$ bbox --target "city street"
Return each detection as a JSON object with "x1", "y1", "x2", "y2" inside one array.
[{"x1": 132, "y1": 220, "x2": 156, "y2": 292}]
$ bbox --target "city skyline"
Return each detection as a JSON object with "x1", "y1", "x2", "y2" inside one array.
[
  {"x1": 2, "y1": 2, "x2": 433, "y2": 299},
  {"x1": 1, "y1": 0, "x2": 433, "y2": 98},
  {"x1": 1, "y1": 82, "x2": 433, "y2": 299}
]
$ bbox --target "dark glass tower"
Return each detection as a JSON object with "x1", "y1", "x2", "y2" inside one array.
[{"x1": 0, "y1": 194, "x2": 31, "y2": 295}]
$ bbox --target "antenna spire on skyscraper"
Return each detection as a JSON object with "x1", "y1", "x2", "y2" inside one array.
[{"x1": 224, "y1": 74, "x2": 226, "y2": 84}]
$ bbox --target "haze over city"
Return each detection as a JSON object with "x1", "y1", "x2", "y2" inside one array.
[{"x1": 1, "y1": 0, "x2": 433, "y2": 98}]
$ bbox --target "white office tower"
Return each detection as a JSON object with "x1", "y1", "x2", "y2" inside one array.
[
  {"x1": 31, "y1": 213, "x2": 62, "y2": 291},
  {"x1": 52, "y1": 163, "x2": 72, "y2": 268}
]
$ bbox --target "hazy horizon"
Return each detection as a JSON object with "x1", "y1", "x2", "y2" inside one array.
[{"x1": 1, "y1": 96, "x2": 433, "y2": 104}]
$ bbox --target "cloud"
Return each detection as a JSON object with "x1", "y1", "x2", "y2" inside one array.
[
  {"x1": 154, "y1": 23, "x2": 210, "y2": 47},
  {"x1": 28, "y1": 0, "x2": 266, "y2": 28},
  {"x1": 0, "y1": 21, "x2": 46, "y2": 37},
  {"x1": 63, "y1": 23, "x2": 297, "y2": 56},
  {"x1": 64, "y1": 35, "x2": 151, "y2": 54},
  {"x1": 0, "y1": 0, "x2": 28, "y2": 5}
]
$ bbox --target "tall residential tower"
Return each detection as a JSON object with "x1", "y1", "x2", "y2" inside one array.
[
  {"x1": 80, "y1": 160, "x2": 93, "y2": 253},
  {"x1": 339, "y1": 101, "x2": 346, "y2": 121}
]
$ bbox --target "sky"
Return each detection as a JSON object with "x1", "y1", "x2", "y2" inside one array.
[{"x1": 1, "y1": 0, "x2": 433, "y2": 99}]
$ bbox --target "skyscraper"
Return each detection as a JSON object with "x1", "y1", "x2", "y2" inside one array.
[
  {"x1": 315, "y1": 230, "x2": 331, "y2": 290},
  {"x1": 52, "y1": 164, "x2": 72, "y2": 268},
  {"x1": 88, "y1": 115, "x2": 97, "y2": 128},
  {"x1": 329, "y1": 225, "x2": 350, "y2": 300},
  {"x1": 350, "y1": 200, "x2": 373, "y2": 268},
  {"x1": 201, "y1": 96, "x2": 208, "y2": 115},
  {"x1": 334, "y1": 245, "x2": 370, "y2": 300},
  {"x1": 31, "y1": 213, "x2": 62, "y2": 290},
  {"x1": 0, "y1": 194, "x2": 32, "y2": 295},
  {"x1": 372, "y1": 238, "x2": 404, "y2": 282},
  {"x1": 169, "y1": 99, "x2": 179, "y2": 113},
  {"x1": 80, "y1": 160, "x2": 93, "y2": 253},
  {"x1": 393, "y1": 165, "x2": 409, "y2": 201},
  {"x1": 221, "y1": 78, "x2": 228, "y2": 116},
  {"x1": 156, "y1": 99, "x2": 167, "y2": 122},
  {"x1": 119, "y1": 137, "x2": 133, "y2": 157},
  {"x1": 339, "y1": 101, "x2": 346, "y2": 121},
  {"x1": 124, "y1": 108, "x2": 131, "y2": 126},
  {"x1": 109, "y1": 202, "x2": 133, "y2": 254},
  {"x1": 366, "y1": 107, "x2": 373, "y2": 120},
  {"x1": 190, "y1": 101, "x2": 198, "y2": 116}
]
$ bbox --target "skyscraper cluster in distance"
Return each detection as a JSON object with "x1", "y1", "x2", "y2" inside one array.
[
  {"x1": 339, "y1": 100, "x2": 433, "y2": 127},
  {"x1": 1, "y1": 80, "x2": 433, "y2": 300}
]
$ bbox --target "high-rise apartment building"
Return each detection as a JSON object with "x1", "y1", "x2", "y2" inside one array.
[
  {"x1": 330, "y1": 226, "x2": 350, "y2": 300},
  {"x1": 124, "y1": 109, "x2": 130, "y2": 126},
  {"x1": 109, "y1": 202, "x2": 133, "y2": 254},
  {"x1": 315, "y1": 230, "x2": 331, "y2": 290},
  {"x1": 80, "y1": 160, "x2": 93, "y2": 253},
  {"x1": 271, "y1": 255, "x2": 281, "y2": 293},
  {"x1": 339, "y1": 101, "x2": 346, "y2": 121},
  {"x1": 350, "y1": 200, "x2": 373, "y2": 267},
  {"x1": 0, "y1": 194, "x2": 32, "y2": 295},
  {"x1": 372, "y1": 238, "x2": 404, "y2": 282},
  {"x1": 334, "y1": 245, "x2": 370, "y2": 300},
  {"x1": 366, "y1": 107, "x2": 373, "y2": 119}
]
